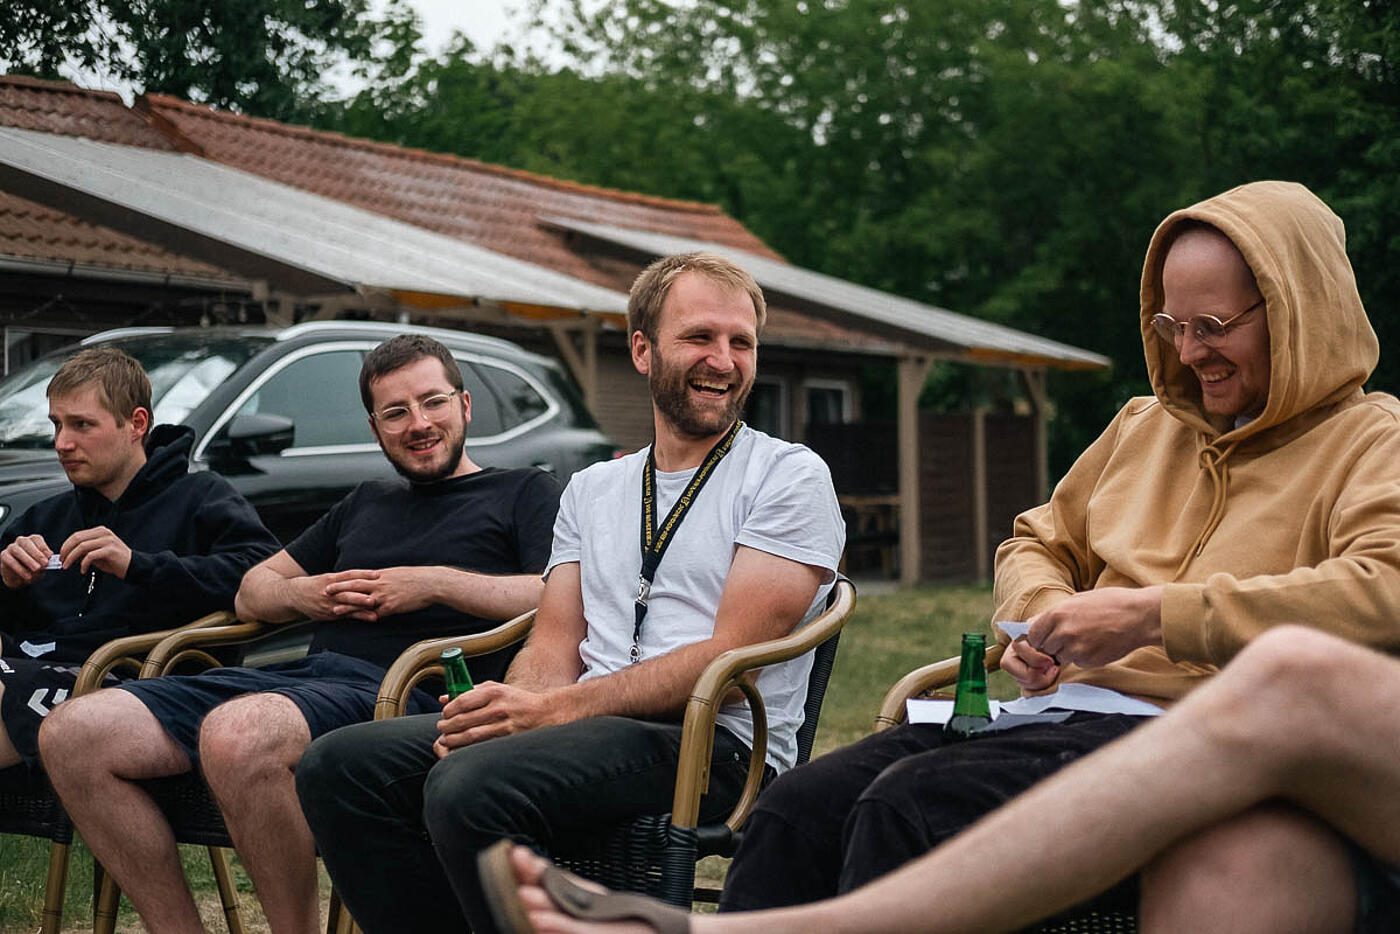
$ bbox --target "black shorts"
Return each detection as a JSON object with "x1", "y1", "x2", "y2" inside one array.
[
  {"x1": 0, "y1": 655, "x2": 122, "y2": 762},
  {"x1": 116, "y1": 651, "x2": 439, "y2": 764},
  {"x1": 1351, "y1": 839, "x2": 1400, "y2": 934}
]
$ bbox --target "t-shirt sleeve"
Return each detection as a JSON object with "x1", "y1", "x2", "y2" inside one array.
[
  {"x1": 735, "y1": 446, "x2": 845, "y2": 580},
  {"x1": 513, "y1": 470, "x2": 563, "y2": 573},
  {"x1": 284, "y1": 488, "x2": 355, "y2": 575},
  {"x1": 545, "y1": 472, "x2": 584, "y2": 576}
]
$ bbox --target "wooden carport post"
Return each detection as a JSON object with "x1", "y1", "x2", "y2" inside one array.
[
  {"x1": 549, "y1": 320, "x2": 600, "y2": 414},
  {"x1": 1019, "y1": 368, "x2": 1050, "y2": 503},
  {"x1": 897, "y1": 355, "x2": 932, "y2": 587}
]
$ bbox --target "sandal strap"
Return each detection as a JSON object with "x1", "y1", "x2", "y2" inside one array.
[{"x1": 540, "y1": 867, "x2": 690, "y2": 934}]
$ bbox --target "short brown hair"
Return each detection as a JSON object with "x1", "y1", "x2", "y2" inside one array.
[
  {"x1": 47, "y1": 347, "x2": 152, "y2": 436},
  {"x1": 627, "y1": 253, "x2": 766, "y2": 342},
  {"x1": 359, "y1": 334, "x2": 463, "y2": 413}
]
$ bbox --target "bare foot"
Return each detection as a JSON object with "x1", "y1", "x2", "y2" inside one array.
[{"x1": 506, "y1": 846, "x2": 696, "y2": 934}]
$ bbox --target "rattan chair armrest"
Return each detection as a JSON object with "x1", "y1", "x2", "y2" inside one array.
[
  {"x1": 138, "y1": 619, "x2": 284, "y2": 678},
  {"x1": 74, "y1": 611, "x2": 237, "y2": 695},
  {"x1": 374, "y1": 610, "x2": 536, "y2": 719},
  {"x1": 874, "y1": 641, "x2": 1006, "y2": 731},
  {"x1": 669, "y1": 580, "x2": 856, "y2": 829}
]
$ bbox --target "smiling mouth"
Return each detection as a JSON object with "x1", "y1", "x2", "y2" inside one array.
[
  {"x1": 404, "y1": 435, "x2": 440, "y2": 453},
  {"x1": 689, "y1": 377, "x2": 733, "y2": 398},
  {"x1": 1196, "y1": 367, "x2": 1236, "y2": 386}
]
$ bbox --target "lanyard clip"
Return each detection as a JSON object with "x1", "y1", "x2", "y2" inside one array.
[{"x1": 634, "y1": 576, "x2": 651, "y2": 607}]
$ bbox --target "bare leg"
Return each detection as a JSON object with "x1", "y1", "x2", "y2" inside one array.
[
  {"x1": 39, "y1": 689, "x2": 202, "y2": 933},
  {"x1": 1140, "y1": 805, "x2": 1355, "y2": 934},
  {"x1": 198, "y1": 693, "x2": 318, "y2": 934},
  {"x1": 0, "y1": 681, "x2": 21, "y2": 768},
  {"x1": 502, "y1": 626, "x2": 1400, "y2": 934}
]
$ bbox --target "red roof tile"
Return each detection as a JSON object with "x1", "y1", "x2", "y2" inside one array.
[
  {"x1": 0, "y1": 189, "x2": 238, "y2": 281},
  {"x1": 0, "y1": 75, "x2": 177, "y2": 150},
  {"x1": 138, "y1": 94, "x2": 787, "y2": 295}
]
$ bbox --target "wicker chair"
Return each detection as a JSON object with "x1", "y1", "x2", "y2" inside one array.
[
  {"x1": 875, "y1": 640, "x2": 1137, "y2": 934},
  {"x1": 371, "y1": 579, "x2": 857, "y2": 911},
  {"x1": 88, "y1": 610, "x2": 535, "y2": 934},
  {"x1": 0, "y1": 611, "x2": 237, "y2": 934}
]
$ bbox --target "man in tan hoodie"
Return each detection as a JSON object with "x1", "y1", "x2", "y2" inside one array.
[{"x1": 719, "y1": 181, "x2": 1400, "y2": 932}]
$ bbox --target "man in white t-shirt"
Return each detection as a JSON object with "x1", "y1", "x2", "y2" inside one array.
[{"x1": 296, "y1": 252, "x2": 846, "y2": 933}]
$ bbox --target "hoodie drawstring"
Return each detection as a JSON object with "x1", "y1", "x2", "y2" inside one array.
[{"x1": 1173, "y1": 440, "x2": 1242, "y2": 580}]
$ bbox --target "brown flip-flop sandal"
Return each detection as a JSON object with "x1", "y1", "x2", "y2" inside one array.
[{"x1": 478, "y1": 839, "x2": 691, "y2": 934}]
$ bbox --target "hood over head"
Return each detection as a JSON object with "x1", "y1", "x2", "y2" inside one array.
[{"x1": 1140, "y1": 181, "x2": 1377, "y2": 441}]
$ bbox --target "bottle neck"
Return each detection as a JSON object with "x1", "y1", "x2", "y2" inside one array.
[{"x1": 951, "y1": 636, "x2": 991, "y2": 719}]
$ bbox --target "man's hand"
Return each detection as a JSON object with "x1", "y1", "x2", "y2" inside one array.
[
  {"x1": 284, "y1": 569, "x2": 388, "y2": 620},
  {"x1": 322, "y1": 566, "x2": 440, "y2": 621},
  {"x1": 1, "y1": 534, "x2": 52, "y2": 588},
  {"x1": 1000, "y1": 638, "x2": 1061, "y2": 694},
  {"x1": 433, "y1": 682, "x2": 555, "y2": 758},
  {"x1": 1027, "y1": 585, "x2": 1164, "y2": 669},
  {"x1": 59, "y1": 527, "x2": 133, "y2": 578}
]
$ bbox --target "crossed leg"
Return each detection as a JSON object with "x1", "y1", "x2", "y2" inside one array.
[{"x1": 494, "y1": 625, "x2": 1400, "y2": 934}]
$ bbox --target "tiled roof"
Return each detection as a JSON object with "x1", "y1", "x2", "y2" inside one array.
[
  {"x1": 0, "y1": 75, "x2": 177, "y2": 150},
  {"x1": 0, "y1": 188, "x2": 238, "y2": 281},
  {"x1": 138, "y1": 94, "x2": 785, "y2": 296}
]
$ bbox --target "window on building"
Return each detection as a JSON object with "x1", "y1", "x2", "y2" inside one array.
[
  {"x1": 805, "y1": 379, "x2": 853, "y2": 425},
  {"x1": 746, "y1": 378, "x2": 788, "y2": 438}
]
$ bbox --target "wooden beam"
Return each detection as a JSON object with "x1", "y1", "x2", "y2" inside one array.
[
  {"x1": 1019, "y1": 368, "x2": 1050, "y2": 503},
  {"x1": 971, "y1": 406, "x2": 989, "y2": 583},
  {"x1": 549, "y1": 322, "x2": 598, "y2": 412},
  {"x1": 897, "y1": 355, "x2": 932, "y2": 586}
]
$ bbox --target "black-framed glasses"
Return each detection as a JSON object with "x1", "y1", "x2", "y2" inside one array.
[
  {"x1": 1151, "y1": 299, "x2": 1264, "y2": 349},
  {"x1": 370, "y1": 391, "x2": 459, "y2": 431}
]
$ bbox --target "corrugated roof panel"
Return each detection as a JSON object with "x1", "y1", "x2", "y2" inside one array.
[
  {"x1": 542, "y1": 216, "x2": 1111, "y2": 370},
  {"x1": 0, "y1": 126, "x2": 629, "y2": 315}
]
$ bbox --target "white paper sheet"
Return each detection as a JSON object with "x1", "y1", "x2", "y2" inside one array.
[
  {"x1": 1001, "y1": 683, "x2": 1164, "y2": 717},
  {"x1": 996, "y1": 620, "x2": 1030, "y2": 639}
]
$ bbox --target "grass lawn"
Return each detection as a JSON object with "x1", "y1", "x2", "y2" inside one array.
[{"x1": 0, "y1": 582, "x2": 1005, "y2": 931}]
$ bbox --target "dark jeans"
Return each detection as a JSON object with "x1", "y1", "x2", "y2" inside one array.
[
  {"x1": 720, "y1": 712, "x2": 1147, "y2": 911},
  {"x1": 296, "y1": 712, "x2": 750, "y2": 934}
]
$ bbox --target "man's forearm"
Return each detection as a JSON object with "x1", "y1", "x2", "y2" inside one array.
[
  {"x1": 436, "y1": 569, "x2": 544, "y2": 623},
  {"x1": 234, "y1": 568, "x2": 306, "y2": 622},
  {"x1": 545, "y1": 637, "x2": 735, "y2": 723}
]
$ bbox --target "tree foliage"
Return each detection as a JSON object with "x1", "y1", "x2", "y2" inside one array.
[{"x1": 0, "y1": 0, "x2": 417, "y2": 120}]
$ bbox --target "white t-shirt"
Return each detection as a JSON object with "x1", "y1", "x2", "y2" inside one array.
[{"x1": 547, "y1": 425, "x2": 846, "y2": 772}]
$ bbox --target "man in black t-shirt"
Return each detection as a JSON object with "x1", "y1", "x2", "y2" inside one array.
[{"x1": 40, "y1": 335, "x2": 561, "y2": 934}]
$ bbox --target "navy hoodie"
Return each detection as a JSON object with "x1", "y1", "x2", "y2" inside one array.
[{"x1": 0, "y1": 425, "x2": 279, "y2": 662}]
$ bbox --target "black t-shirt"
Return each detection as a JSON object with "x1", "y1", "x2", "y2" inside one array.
[{"x1": 286, "y1": 467, "x2": 560, "y2": 676}]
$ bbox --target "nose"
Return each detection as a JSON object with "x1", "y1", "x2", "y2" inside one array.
[
  {"x1": 406, "y1": 404, "x2": 433, "y2": 431},
  {"x1": 1176, "y1": 329, "x2": 1210, "y2": 366},
  {"x1": 706, "y1": 340, "x2": 736, "y2": 373},
  {"x1": 54, "y1": 427, "x2": 75, "y2": 452}
]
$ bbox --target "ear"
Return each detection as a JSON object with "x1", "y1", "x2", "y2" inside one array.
[
  {"x1": 630, "y1": 330, "x2": 651, "y2": 376},
  {"x1": 129, "y1": 407, "x2": 151, "y2": 441},
  {"x1": 459, "y1": 389, "x2": 472, "y2": 425},
  {"x1": 367, "y1": 414, "x2": 381, "y2": 445}
]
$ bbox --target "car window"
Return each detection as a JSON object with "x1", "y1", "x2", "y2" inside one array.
[
  {"x1": 458, "y1": 359, "x2": 502, "y2": 437},
  {"x1": 232, "y1": 350, "x2": 369, "y2": 448},
  {"x1": 478, "y1": 362, "x2": 550, "y2": 431}
]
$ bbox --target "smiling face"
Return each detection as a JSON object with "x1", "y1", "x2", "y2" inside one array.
[
  {"x1": 366, "y1": 355, "x2": 472, "y2": 483},
  {"x1": 49, "y1": 387, "x2": 149, "y2": 500},
  {"x1": 633, "y1": 271, "x2": 758, "y2": 446},
  {"x1": 1161, "y1": 228, "x2": 1271, "y2": 420}
]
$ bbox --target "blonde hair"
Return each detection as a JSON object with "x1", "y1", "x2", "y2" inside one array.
[{"x1": 627, "y1": 253, "x2": 766, "y2": 341}]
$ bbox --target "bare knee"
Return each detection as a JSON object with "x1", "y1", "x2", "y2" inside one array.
[
  {"x1": 40, "y1": 689, "x2": 164, "y2": 774},
  {"x1": 1228, "y1": 626, "x2": 1356, "y2": 701},
  {"x1": 198, "y1": 694, "x2": 310, "y2": 787},
  {"x1": 1141, "y1": 806, "x2": 1355, "y2": 934}
]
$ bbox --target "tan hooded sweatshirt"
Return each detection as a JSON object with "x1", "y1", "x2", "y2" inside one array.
[{"x1": 993, "y1": 181, "x2": 1400, "y2": 706}]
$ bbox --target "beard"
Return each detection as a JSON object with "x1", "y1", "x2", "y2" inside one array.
[
  {"x1": 383, "y1": 419, "x2": 467, "y2": 483},
  {"x1": 649, "y1": 350, "x2": 752, "y2": 440}
]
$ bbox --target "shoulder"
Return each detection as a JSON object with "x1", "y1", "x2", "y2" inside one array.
[
  {"x1": 562, "y1": 449, "x2": 641, "y2": 495},
  {"x1": 731, "y1": 427, "x2": 831, "y2": 480}
]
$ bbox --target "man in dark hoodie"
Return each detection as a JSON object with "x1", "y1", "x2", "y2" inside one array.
[{"x1": 0, "y1": 347, "x2": 278, "y2": 768}]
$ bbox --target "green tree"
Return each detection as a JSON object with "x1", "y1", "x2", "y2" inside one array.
[{"x1": 0, "y1": 0, "x2": 419, "y2": 121}]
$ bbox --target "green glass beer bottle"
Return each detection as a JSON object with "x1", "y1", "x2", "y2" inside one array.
[
  {"x1": 441, "y1": 647, "x2": 474, "y2": 699},
  {"x1": 943, "y1": 632, "x2": 993, "y2": 739}
]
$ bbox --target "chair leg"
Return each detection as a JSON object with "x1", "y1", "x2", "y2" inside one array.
[
  {"x1": 39, "y1": 841, "x2": 70, "y2": 934},
  {"x1": 208, "y1": 846, "x2": 246, "y2": 934},
  {"x1": 93, "y1": 865, "x2": 120, "y2": 934}
]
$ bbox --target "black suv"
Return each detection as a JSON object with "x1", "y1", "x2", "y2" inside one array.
[{"x1": 0, "y1": 322, "x2": 617, "y2": 542}]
